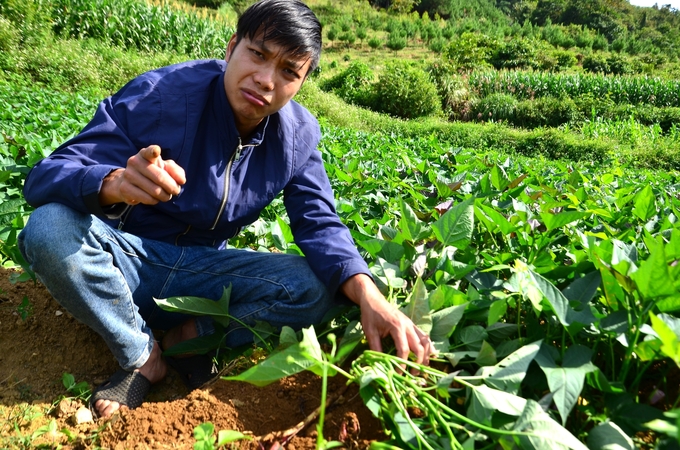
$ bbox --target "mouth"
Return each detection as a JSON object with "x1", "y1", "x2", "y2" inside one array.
[{"x1": 242, "y1": 89, "x2": 270, "y2": 107}]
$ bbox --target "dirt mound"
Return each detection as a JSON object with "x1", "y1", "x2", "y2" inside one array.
[{"x1": 0, "y1": 268, "x2": 384, "y2": 449}]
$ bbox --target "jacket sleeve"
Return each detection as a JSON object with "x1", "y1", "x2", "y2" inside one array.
[
  {"x1": 23, "y1": 77, "x2": 161, "y2": 217},
  {"x1": 283, "y1": 141, "x2": 371, "y2": 297}
]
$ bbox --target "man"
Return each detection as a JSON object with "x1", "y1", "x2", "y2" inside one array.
[{"x1": 19, "y1": 0, "x2": 433, "y2": 419}]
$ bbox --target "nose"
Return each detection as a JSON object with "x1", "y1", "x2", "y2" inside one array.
[{"x1": 253, "y1": 65, "x2": 274, "y2": 91}]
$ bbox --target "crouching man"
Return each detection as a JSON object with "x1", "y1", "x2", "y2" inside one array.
[{"x1": 19, "y1": 0, "x2": 433, "y2": 419}]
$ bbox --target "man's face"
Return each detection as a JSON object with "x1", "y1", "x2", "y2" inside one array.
[{"x1": 224, "y1": 33, "x2": 312, "y2": 136}]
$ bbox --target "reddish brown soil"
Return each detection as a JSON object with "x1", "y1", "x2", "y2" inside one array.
[{"x1": 0, "y1": 268, "x2": 385, "y2": 449}]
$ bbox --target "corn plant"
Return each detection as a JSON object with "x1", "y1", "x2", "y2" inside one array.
[
  {"x1": 469, "y1": 70, "x2": 680, "y2": 107},
  {"x1": 51, "y1": 0, "x2": 233, "y2": 59}
]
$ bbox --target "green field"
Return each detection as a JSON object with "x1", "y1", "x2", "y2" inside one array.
[{"x1": 2, "y1": 0, "x2": 680, "y2": 448}]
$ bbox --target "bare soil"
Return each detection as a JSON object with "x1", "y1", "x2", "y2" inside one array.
[{"x1": 0, "y1": 268, "x2": 384, "y2": 449}]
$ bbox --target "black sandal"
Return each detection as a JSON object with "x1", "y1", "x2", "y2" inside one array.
[
  {"x1": 166, "y1": 352, "x2": 218, "y2": 390},
  {"x1": 89, "y1": 370, "x2": 151, "y2": 418}
]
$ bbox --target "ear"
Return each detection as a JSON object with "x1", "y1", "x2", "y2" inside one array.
[{"x1": 224, "y1": 34, "x2": 239, "y2": 62}]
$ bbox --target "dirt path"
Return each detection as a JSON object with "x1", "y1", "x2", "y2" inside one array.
[{"x1": 0, "y1": 268, "x2": 384, "y2": 449}]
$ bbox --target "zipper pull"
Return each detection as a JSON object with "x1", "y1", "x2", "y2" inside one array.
[{"x1": 234, "y1": 137, "x2": 243, "y2": 161}]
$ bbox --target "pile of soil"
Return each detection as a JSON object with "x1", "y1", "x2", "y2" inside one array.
[{"x1": 0, "y1": 267, "x2": 384, "y2": 449}]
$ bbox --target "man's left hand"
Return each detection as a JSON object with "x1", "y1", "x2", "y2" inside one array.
[{"x1": 341, "y1": 273, "x2": 434, "y2": 366}]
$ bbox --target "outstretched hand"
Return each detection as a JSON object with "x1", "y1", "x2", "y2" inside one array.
[
  {"x1": 99, "y1": 145, "x2": 186, "y2": 206},
  {"x1": 341, "y1": 273, "x2": 434, "y2": 366}
]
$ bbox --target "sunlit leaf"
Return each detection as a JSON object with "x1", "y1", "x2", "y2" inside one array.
[
  {"x1": 432, "y1": 198, "x2": 474, "y2": 249},
  {"x1": 633, "y1": 185, "x2": 656, "y2": 222}
]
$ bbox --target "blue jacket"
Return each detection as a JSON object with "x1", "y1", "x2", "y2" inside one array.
[{"x1": 23, "y1": 59, "x2": 370, "y2": 294}]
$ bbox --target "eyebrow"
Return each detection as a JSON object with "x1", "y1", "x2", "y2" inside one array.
[{"x1": 258, "y1": 41, "x2": 307, "y2": 72}]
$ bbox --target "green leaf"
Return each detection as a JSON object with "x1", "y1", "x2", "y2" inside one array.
[
  {"x1": 491, "y1": 164, "x2": 510, "y2": 191},
  {"x1": 561, "y1": 271, "x2": 601, "y2": 306},
  {"x1": 474, "y1": 340, "x2": 497, "y2": 366},
  {"x1": 193, "y1": 422, "x2": 215, "y2": 441},
  {"x1": 62, "y1": 373, "x2": 75, "y2": 390},
  {"x1": 272, "y1": 216, "x2": 294, "y2": 250},
  {"x1": 534, "y1": 344, "x2": 597, "y2": 425},
  {"x1": 650, "y1": 313, "x2": 680, "y2": 367},
  {"x1": 279, "y1": 326, "x2": 299, "y2": 348},
  {"x1": 633, "y1": 185, "x2": 656, "y2": 222},
  {"x1": 468, "y1": 384, "x2": 527, "y2": 424},
  {"x1": 645, "y1": 410, "x2": 679, "y2": 440},
  {"x1": 400, "y1": 277, "x2": 432, "y2": 333},
  {"x1": 511, "y1": 399, "x2": 589, "y2": 450},
  {"x1": 586, "y1": 421, "x2": 635, "y2": 450},
  {"x1": 223, "y1": 340, "x2": 317, "y2": 386},
  {"x1": 477, "y1": 202, "x2": 516, "y2": 235},
  {"x1": 488, "y1": 298, "x2": 508, "y2": 326},
  {"x1": 632, "y1": 243, "x2": 680, "y2": 311},
  {"x1": 458, "y1": 325, "x2": 488, "y2": 351},
  {"x1": 216, "y1": 430, "x2": 251, "y2": 445},
  {"x1": 391, "y1": 409, "x2": 418, "y2": 446},
  {"x1": 399, "y1": 200, "x2": 425, "y2": 243},
  {"x1": 512, "y1": 262, "x2": 595, "y2": 326},
  {"x1": 370, "y1": 258, "x2": 406, "y2": 291},
  {"x1": 539, "y1": 210, "x2": 590, "y2": 232},
  {"x1": 430, "y1": 303, "x2": 467, "y2": 341},
  {"x1": 358, "y1": 239, "x2": 404, "y2": 263},
  {"x1": 155, "y1": 286, "x2": 232, "y2": 327},
  {"x1": 432, "y1": 198, "x2": 474, "y2": 249},
  {"x1": 480, "y1": 340, "x2": 542, "y2": 395},
  {"x1": 428, "y1": 284, "x2": 468, "y2": 310}
]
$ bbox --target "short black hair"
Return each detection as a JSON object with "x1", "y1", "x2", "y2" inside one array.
[{"x1": 235, "y1": 0, "x2": 322, "y2": 73}]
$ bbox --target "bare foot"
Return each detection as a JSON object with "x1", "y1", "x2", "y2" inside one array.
[
  {"x1": 161, "y1": 318, "x2": 198, "y2": 356},
  {"x1": 94, "y1": 339, "x2": 167, "y2": 418}
]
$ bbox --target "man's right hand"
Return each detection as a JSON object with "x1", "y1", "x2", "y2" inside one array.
[{"x1": 99, "y1": 145, "x2": 186, "y2": 206}]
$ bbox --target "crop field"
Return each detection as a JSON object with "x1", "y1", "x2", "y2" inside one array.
[
  {"x1": 2, "y1": 0, "x2": 680, "y2": 448},
  {"x1": 2, "y1": 74, "x2": 680, "y2": 448}
]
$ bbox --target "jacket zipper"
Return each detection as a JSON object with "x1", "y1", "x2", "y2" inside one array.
[
  {"x1": 210, "y1": 138, "x2": 259, "y2": 230},
  {"x1": 209, "y1": 116, "x2": 270, "y2": 233}
]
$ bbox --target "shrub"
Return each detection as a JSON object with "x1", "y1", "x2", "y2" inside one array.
[
  {"x1": 319, "y1": 61, "x2": 375, "y2": 107},
  {"x1": 368, "y1": 37, "x2": 382, "y2": 49},
  {"x1": 629, "y1": 105, "x2": 680, "y2": 133},
  {"x1": 356, "y1": 27, "x2": 367, "y2": 42},
  {"x1": 429, "y1": 37, "x2": 447, "y2": 53},
  {"x1": 582, "y1": 54, "x2": 609, "y2": 73},
  {"x1": 474, "y1": 93, "x2": 517, "y2": 122},
  {"x1": 327, "y1": 25, "x2": 340, "y2": 43},
  {"x1": 491, "y1": 37, "x2": 539, "y2": 70},
  {"x1": 427, "y1": 61, "x2": 474, "y2": 120},
  {"x1": 555, "y1": 50, "x2": 577, "y2": 69},
  {"x1": 513, "y1": 96, "x2": 579, "y2": 128},
  {"x1": 386, "y1": 33, "x2": 407, "y2": 52},
  {"x1": 446, "y1": 32, "x2": 498, "y2": 71},
  {"x1": 516, "y1": 128, "x2": 609, "y2": 161},
  {"x1": 573, "y1": 93, "x2": 617, "y2": 119},
  {"x1": 606, "y1": 54, "x2": 631, "y2": 76},
  {"x1": 371, "y1": 61, "x2": 441, "y2": 119},
  {"x1": 338, "y1": 31, "x2": 356, "y2": 47}
]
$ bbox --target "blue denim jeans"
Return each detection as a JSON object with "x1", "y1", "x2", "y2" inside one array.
[{"x1": 18, "y1": 203, "x2": 336, "y2": 372}]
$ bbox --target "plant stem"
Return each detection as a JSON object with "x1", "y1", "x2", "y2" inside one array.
[{"x1": 316, "y1": 357, "x2": 329, "y2": 450}]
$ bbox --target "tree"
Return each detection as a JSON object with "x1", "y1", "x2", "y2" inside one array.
[{"x1": 386, "y1": 32, "x2": 407, "y2": 52}]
